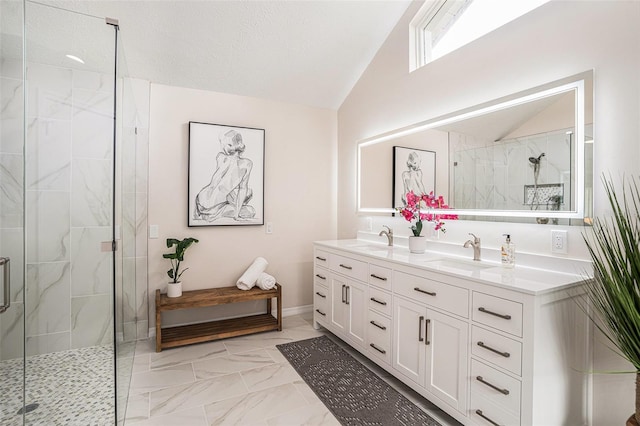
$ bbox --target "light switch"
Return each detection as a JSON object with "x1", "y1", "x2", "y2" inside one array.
[{"x1": 149, "y1": 225, "x2": 159, "y2": 239}]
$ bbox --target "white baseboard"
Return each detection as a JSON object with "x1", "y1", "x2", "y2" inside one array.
[{"x1": 147, "y1": 304, "x2": 313, "y2": 339}]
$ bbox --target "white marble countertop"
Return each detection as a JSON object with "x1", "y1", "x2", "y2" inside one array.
[{"x1": 314, "y1": 239, "x2": 591, "y2": 295}]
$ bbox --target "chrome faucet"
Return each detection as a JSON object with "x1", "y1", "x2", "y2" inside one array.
[
  {"x1": 379, "y1": 225, "x2": 393, "y2": 246},
  {"x1": 463, "y1": 233, "x2": 481, "y2": 261}
]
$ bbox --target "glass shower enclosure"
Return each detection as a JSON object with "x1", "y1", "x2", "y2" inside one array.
[{"x1": 0, "y1": 1, "x2": 144, "y2": 424}]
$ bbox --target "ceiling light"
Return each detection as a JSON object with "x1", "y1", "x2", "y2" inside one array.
[{"x1": 65, "y1": 54, "x2": 85, "y2": 64}]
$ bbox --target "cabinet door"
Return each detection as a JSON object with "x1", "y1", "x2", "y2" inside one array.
[
  {"x1": 346, "y1": 279, "x2": 367, "y2": 348},
  {"x1": 393, "y1": 296, "x2": 426, "y2": 386},
  {"x1": 425, "y1": 309, "x2": 469, "y2": 413},
  {"x1": 330, "y1": 274, "x2": 348, "y2": 335}
]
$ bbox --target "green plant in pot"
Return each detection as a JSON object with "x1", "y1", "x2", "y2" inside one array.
[
  {"x1": 582, "y1": 176, "x2": 640, "y2": 425},
  {"x1": 163, "y1": 237, "x2": 199, "y2": 297}
]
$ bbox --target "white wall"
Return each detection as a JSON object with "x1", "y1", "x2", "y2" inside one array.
[
  {"x1": 338, "y1": 1, "x2": 640, "y2": 424},
  {"x1": 148, "y1": 84, "x2": 337, "y2": 326}
]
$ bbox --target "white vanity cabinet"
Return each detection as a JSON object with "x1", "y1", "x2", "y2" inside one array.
[{"x1": 312, "y1": 241, "x2": 590, "y2": 426}]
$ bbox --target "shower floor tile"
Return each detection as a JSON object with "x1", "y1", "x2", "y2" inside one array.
[{"x1": 0, "y1": 345, "x2": 115, "y2": 425}]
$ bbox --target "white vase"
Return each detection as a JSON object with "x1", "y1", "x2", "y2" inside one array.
[
  {"x1": 167, "y1": 281, "x2": 182, "y2": 298},
  {"x1": 408, "y1": 236, "x2": 427, "y2": 254}
]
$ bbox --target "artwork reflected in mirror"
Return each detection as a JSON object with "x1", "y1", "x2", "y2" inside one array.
[{"x1": 393, "y1": 146, "x2": 435, "y2": 208}]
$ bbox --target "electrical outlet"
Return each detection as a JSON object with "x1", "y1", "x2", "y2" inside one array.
[
  {"x1": 266, "y1": 222, "x2": 273, "y2": 234},
  {"x1": 551, "y1": 230, "x2": 568, "y2": 254}
]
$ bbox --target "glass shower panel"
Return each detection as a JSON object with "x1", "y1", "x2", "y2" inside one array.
[
  {"x1": 23, "y1": 2, "x2": 116, "y2": 423},
  {"x1": 0, "y1": 0, "x2": 26, "y2": 424}
]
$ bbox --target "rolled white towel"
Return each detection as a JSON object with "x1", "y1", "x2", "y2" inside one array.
[
  {"x1": 256, "y1": 272, "x2": 276, "y2": 290},
  {"x1": 236, "y1": 257, "x2": 269, "y2": 291}
]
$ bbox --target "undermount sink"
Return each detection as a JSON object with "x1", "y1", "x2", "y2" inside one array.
[
  {"x1": 345, "y1": 243, "x2": 392, "y2": 252},
  {"x1": 422, "y1": 258, "x2": 497, "y2": 272}
]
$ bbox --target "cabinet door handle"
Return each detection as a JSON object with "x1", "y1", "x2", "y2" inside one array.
[
  {"x1": 418, "y1": 315, "x2": 424, "y2": 342},
  {"x1": 475, "y1": 409, "x2": 501, "y2": 426},
  {"x1": 315, "y1": 309, "x2": 326, "y2": 317},
  {"x1": 339, "y1": 264, "x2": 353, "y2": 270},
  {"x1": 315, "y1": 256, "x2": 326, "y2": 261},
  {"x1": 370, "y1": 274, "x2": 387, "y2": 281},
  {"x1": 369, "y1": 343, "x2": 386, "y2": 354},
  {"x1": 369, "y1": 320, "x2": 386, "y2": 330},
  {"x1": 425, "y1": 318, "x2": 431, "y2": 345},
  {"x1": 345, "y1": 286, "x2": 350, "y2": 305},
  {"x1": 414, "y1": 287, "x2": 436, "y2": 296},
  {"x1": 315, "y1": 291, "x2": 326, "y2": 298},
  {"x1": 477, "y1": 341, "x2": 510, "y2": 358},
  {"x1": 315, "y1": 274, "x2": 326, "y2": 280},
  {"x1": 478, "y1": 307, "x2": 512, "y2": 320},
  {"x1": 476, "y1": 376, "x2": 510, "y2": 395},
  {"x1": 341, "y1": 285, "x2": 346, "y2": 303},
  {"x1": 370, "y1": 297, "x2": 387, "y2": 306}
]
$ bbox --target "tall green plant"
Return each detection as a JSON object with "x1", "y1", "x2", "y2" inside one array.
[
  {"x1": 583, "y1": 176, "x2": 640, "y2": 424},
  {"x1": 163, "y1": 237, "x2": 199, "y2": 283}
]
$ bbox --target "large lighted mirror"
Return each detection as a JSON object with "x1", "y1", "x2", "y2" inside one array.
[{"x1": 357, "y1": 71, "x2": 593, "y2": 225}]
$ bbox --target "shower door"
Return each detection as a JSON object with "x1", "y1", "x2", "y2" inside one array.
[{"x1": 0, "y1": 0, "x2": 26, "y2": 424}]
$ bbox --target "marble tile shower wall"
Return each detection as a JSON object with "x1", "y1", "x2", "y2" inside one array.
[{"x1": 452, "y1": 130, "x2": 571, "y2": 211}]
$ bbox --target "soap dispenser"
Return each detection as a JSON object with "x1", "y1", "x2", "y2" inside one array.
[{"x1": 501, "y1": 234, "x2": 515, "y2": 268}]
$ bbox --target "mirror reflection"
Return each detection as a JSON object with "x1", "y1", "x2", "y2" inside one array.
[{"x1": 357, "y1": 71, "x2": 593, "y2": 224}]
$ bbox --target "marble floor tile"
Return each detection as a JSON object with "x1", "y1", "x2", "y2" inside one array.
[
  {"x1": 204, "y1": 383, "x2": 308, "y2": 425},
  {"x1": 192, "y1": 349, "x2": 275, "y2": 379},
  {"x1": 240, "y1": 361, "x2": 301, "y2": 393},
  {"x1": 150, "y1": 340, "x2": 227, "y2": 370},
  {"x1": 264, "y1": 346, "x2": 287, "y2": 363},
  {"x1": 266, "y1": 401, "x2": 340, "y2": 426},
  {"x1": 292, "y1": 379, "x2": 322, "y2": 405},
  {"x1": 149, "y1": 372, "x2": 247, "y2": 417},
  {"x1": 132, "y1": 353, "x2": 150, "y2": 374},
  {"x1": 130, "y1": 363, "x2": 194, "y2": 394},
  {"x1": 129, "y1": 407, "x2": 209, "y2": 426},
  {"x1": 124, "y1": 392, "x2": 149, "y2": 424}
]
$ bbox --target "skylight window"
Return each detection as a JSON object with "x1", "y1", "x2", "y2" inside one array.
[{"x1": 410, "y1": 0, "x2": 550, "y2": 70}]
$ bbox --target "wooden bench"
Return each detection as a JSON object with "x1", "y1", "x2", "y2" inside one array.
[{"x1": 155, "y1": 284, "x2": 282, "y2": 352}]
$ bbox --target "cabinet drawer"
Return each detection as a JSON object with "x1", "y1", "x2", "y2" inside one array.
[
  {"x1": 470, "y1": 393, "x2": 520, "y2": 426},
  {"x1": 314, "y1": 250, "x2": 329, "y2": 268},
  {"x1": 369, "y1": 264, "x2": 392, "y2": 290},
  {"x1": 329, "y1": 253, "x2": 368, "y2": 282},
  {"x1": 313, "y1": 283, "x2": 329, "y2": 323},
  {"x1": 473, "y1": 292, "x2": 523, "y2": 337},
  {"x1": 313, "y1": 267, "x2": 329, "y2": 285},
  {"x1": 472, "y1": 326, "x2": 522, "y2": 376},
  {"x1": 367, "y1": 310, "x2": 391, "y2": 365},
  {"x1": 394, "y1": 271, "x2": 469, "y2": 318},
  {"x1": 471, "y1": 359, "x2": 521, "y2": 418},
  {"x1": 368, "y1": 287, "x2": 392, "y2": 316}
]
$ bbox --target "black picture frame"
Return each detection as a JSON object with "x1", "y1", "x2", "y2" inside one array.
[
  {"x1": 188, "y1": 121, "x2": 265, "y2": 227},
  {"x1": 392, "y1": 146, "x2": 436, "y2": 208}
]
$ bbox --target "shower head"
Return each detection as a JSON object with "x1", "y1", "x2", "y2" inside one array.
[{"x1": 528, "y1": 153, "x2": 546, "y2": 164}]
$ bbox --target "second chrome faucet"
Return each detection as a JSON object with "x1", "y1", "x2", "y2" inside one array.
[
  {"x1": 463, "y1": 233, "x2": 481, "y2": 261},
  {"x1": 379, "y1": 225, "x2": 393, "y2": 246}
]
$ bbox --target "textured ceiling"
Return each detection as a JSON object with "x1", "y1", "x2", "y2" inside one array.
[{"x1": 37, "y1": 0, "x2": 412, "y2": 109}]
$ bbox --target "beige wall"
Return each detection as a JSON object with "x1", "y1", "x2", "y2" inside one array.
[
  {"x1": 338, "y1": 1, "x2": 640, "y2": 424},
  {"x1": 148, "y1": 83, "x2": 337, "y2": 326}
]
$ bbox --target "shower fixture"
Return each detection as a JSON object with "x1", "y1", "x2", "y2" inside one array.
[{"x1": 528, "y1": 152, "x2": 545, "y2": 165}]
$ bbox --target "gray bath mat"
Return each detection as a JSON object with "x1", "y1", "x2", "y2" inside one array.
[{"x1": 276, "y1": 335, "x2": 441, "y2": 426}]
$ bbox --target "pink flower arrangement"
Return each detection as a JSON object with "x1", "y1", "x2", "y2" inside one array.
[{"x1": 397, "y1": 191, "x2": 458, "y2": 236}]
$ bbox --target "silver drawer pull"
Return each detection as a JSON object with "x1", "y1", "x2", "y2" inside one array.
[
  {"x1": 477, "y1": 341, "x2": 510, "y2": 358},
  {"x1": 315, "y1": 309, "x2": 326, "y2": 317},
  {"x1": 418, "y1": 315, "x2": 424, "y2": 342},
  {"x1": 315, "y1": 274, "x2": 326, "y2": 280},
  {"x1": 476, "y1": 376, "x2": 510, "y2": 395},
  {"x1": 369, "y1": 343, "x2": 386, "y2": 354},
  {"x1": 315, "y1": 256, "x2": 326, "y2": 261},
  {"x1": 339, "y1": 264, "x2": 353, "y2": 270},
  {"x1": 370, "y1": 297, "x2": 387, "y2": 306},
  {"x1": 414, "y1": 287, "x2": 436, "y2": 296},
  {"x1": 425, "y1": 318, "x2": 431, "y2": 346},
  {"x1": 369, "y1": 320, "x2": 386, "y2": 330},
  {"x1": 370, "y1": 274, "x2": 387, "y2": 281},
  {"x1": 315, "y1": 291, "x2": 326, "y2": 298},
  {"x1": 475, "y1": 409, "x2": 501, "y2": 426},
  {"x1": 478, "y1": 307, "x2": 512, "y2": 320}
]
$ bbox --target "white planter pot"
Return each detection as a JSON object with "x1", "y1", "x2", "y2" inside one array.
[
  {"x1": 408, "y1": 236, "x2": 427, "y2": 254},
  {"x1": 167, "y1": 281, "x2": 182, "y2": 298}
]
